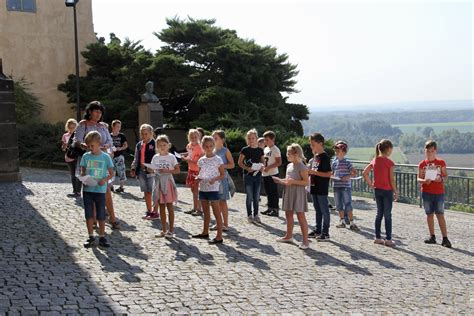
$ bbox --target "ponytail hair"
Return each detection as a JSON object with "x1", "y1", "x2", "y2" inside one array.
[
  {"x1": 212, "y1": 130, "x2": 228, "y2": 147},
  {"x1": 375, "y1": 139, "x2": 393, "y2": 157}
]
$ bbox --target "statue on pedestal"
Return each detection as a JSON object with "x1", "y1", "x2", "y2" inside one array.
[
  {"x1": 141, "y1": 81, "x2": 160, "y2": 103},
  {"x1": 138, "y1": 81, "x2": 164, "y2": 129}
]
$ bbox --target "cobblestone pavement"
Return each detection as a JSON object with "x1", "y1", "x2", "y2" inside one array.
[{"x1": 0, "y1": 168, "x2": 473, "y2": 315}]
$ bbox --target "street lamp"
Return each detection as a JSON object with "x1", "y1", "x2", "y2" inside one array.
[{"x1": 65, "y1": 0, "x2": 81, "y2": 121}]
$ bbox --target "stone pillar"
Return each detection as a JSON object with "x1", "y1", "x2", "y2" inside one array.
[
  {"x1": 0, "y1": 59, "x2": 21, "y2": 182},
  {"x1": 138, "y1": 101, "x2": 164, "y2": 129}
]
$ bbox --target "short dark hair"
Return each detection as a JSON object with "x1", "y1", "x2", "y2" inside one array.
[
  {"x1": 84, "y1": 101, "x2": 105, "y2": 121},
  {"x1": 263, "y1": 131, "x2": 276, "y2": 140},
  {"x1": 309, "y1": 132, "x2": 325, "y2": 144},
  {"x1": 425, "y1": 140, "x2": 437, "y2": 150}
]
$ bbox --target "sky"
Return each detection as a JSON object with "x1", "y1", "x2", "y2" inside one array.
[{"x1": 92, "y1": 0, "x2": 473, "y2": 109}]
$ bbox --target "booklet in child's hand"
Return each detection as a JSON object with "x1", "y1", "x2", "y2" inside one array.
[
  {"x1": 77, "y1": 175, "x2": 98, "y2": 187},
  {"x1": 425, "y1": 169, "x2": 438, "y2": 181},
  {"x1": 144, "y1": 163, "x2": 160, "y2": 170}
]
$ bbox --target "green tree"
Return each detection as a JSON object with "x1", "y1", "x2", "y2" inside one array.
[
  {"x1": 58, "y1": 19, "x2": 309, "y2": 135},
  {"x1": 14, "y1": 78, "x2": 43, "y2": 124}
]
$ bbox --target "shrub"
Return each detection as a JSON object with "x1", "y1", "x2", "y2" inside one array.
[{"x1": 17, "y1": 122, "x2": 64, "y2": 162}]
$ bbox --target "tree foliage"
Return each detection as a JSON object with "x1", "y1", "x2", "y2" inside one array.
[
  {"x1": 14, "y1": 78, "x2": 43, "y2": 124},
  {"x1": 58, "y1": 18, "x2": 308, "y2": 135}
]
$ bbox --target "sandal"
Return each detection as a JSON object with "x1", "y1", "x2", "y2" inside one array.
[
  {"x1": 184, "y1": 209, "x2": 195, "y2": 214},
  {"x1": 191, "y1": 210, "x2": 203, "y2": 217},
  {"x1": 208, "y1": 238, "x2": 223, "y2": 244},
  {"x1": 276, "y1": 237, "x2": 294, "y2": 244},
  {"x1": 110, "y1": 221, "x2": 120, "y2": 230},
  {"x1": 192, "y1": 233, "x2": 209, "y2": 239},
  {"x1": 155, "y1": 231, "x2": 166, "y2": 238}
]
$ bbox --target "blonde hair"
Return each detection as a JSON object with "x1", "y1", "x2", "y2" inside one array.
[
  {"x1": 188, "y1": 129, "x2": 201, "y2": 143},
  {"x1": 111, "y1": 119, "x2": 122, "y2": 127},
  {"x1": 287, "y1": 143, "x2": 306, "y2": 162},
  {"x1": 375, "y1": 139, "x2": 393, "y2": 157},
  {"x1": 84, "y1": 131, "x2": 101, "y2": 145},
  {"x1": 246, "y1": 128, "x2": 258, "y2": 143},
  {"x1": 156, "y1": 134, "x2": 171, "y2": 151},
  {"x1": 64, "y1": 118, "x2": 78, "y2": 132},
  {"x1": 140, "y1": 124, "x2": 153, "y2": 134},
  {"x1": 201, "y1": 135, "x2": 215, "y2": 147}
]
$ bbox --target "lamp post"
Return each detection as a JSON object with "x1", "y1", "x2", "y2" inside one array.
[{"x1": 65, "y1": 0, "x2": 81, "y2": 121}]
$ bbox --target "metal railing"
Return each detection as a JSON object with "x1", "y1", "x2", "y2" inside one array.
[{"x1": 347, "y1": 160, "x2": 474, "y2": 207}]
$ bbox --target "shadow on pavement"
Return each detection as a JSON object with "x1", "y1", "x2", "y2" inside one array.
[
  {"x1": 0, "y1": 183, "x2": 118, "y2": 314},
  {"x1": 329, "y1": 240, "x2": 404, "y2": 270},
  {"x1": 303, "y1": 247, "x2": 373, "y2": 276},
  {"x1": 215, "y1": 243, "x2": 271, "y2": 270}
]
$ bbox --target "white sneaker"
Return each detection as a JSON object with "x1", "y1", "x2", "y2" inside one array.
[
  {"x1": 165, "y1": 231, "x2": 175, "y2": 238},
  {"x1": 254, "y1": 215, "x2": 262, "y2": 224},
  {"x1": 247, "y1": 216, "x2": 254, "y2": 224},
  {"x1": 223, "y1": 225, "x2": 229, "y2": 232},
  {"x1": 299, "y1": 242, "x2": 310, "y2": 250}
]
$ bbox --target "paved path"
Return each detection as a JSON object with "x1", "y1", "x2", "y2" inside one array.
[{"x1": 0, "y1": 168, "x2": 473, "y2": 315}]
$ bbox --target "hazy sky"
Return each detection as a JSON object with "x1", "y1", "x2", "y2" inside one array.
[{"x1": 92, "y1": 0, "x2": 473, "y2": 109}]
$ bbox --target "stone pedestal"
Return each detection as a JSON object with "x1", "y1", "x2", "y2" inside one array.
[
  {"x1": 138, "y1": 102, "x2": 163, "y2": 129},
  {"x1": 0, "y1": 59, "x2": 21, "y2": 182}
]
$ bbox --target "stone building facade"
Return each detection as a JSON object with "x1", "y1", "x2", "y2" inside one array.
[{"x1": 0, "y1": 0, "x2": 96, "y2": 123}]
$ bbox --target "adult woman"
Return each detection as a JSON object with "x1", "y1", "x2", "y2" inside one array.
[{"x1": 74, "y1": 101, "x2": 120, "y2": 229}]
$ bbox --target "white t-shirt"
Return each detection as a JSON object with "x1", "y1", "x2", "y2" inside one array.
[
  {"x1": 197, "y1": 155, "x2": 223, "y2": 192},
  {"x1": 151, "y1": 153, "x2": 178, "y2": 170},
  {"x1": 262, "y1": 145, "x2": 281, "y2": 177}
]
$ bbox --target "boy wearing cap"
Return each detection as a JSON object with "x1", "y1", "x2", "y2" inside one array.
[{"x1": 332, "y1": 141, "x2": 358, "y2": 230}]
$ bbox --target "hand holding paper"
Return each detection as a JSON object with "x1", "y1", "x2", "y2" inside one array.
[{"x1": 77, "y1": 175, "x2": 98, "y2": 187}]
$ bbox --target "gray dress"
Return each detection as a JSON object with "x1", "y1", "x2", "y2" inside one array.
[{"x1": 282, "y1": 162, "x2": 308, "y2": 212}]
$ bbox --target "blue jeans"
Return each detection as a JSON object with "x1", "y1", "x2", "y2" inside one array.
[
  {"x1": 244, "y1": 174, "x2": 262, "y2": 217},
  {"x1": 333, "y1": 187, "x2": 353, "y2": 213},
  {"x1": 374, "y1": 189, "x2": 393, "y2": 240},
  {"x1": 422, "y1": 192, "x2": 445, "y2": 215},
  {"x1": 312, "y1": 194, "x2": 330, "y2": 235}
]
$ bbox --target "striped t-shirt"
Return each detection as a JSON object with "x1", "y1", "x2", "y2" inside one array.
[{"x1": 332, "y1": 158, "x2": 353, "y2": 188}]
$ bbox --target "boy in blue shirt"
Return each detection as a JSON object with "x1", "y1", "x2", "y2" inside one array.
[
  {"x1": 332, "y1": 141, "x2": 358, "y2": 230},
  {"x1": 80, "y1": 131, "x2": 115, "y2": 248}
]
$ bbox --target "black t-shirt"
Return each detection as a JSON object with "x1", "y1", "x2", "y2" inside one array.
[
  {"x1": 240, "y1": 146, "x2": 264, "y2": 175},
  {"x1": 309, "y1": 151, "x2": 332, "y2": 195},
  {"x1": 111, "y1": 133, "x2": 127, "y2": 158}
]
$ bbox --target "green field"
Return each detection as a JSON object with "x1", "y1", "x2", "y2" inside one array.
[
  {"x1": 393, "y1": 121, "x2": 474, "y2": 134},
  {"x1": 347, "y1": 146, "x2": 407, "y2": 163}
]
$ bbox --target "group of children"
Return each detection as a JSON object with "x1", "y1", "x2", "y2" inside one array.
[{"x1": 63, "y1": 119, "x2": 452, "y2": 250}]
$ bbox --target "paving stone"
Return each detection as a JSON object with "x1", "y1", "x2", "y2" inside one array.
[{"x1": 0, "y1": 167, "x2": 472, "y2": 314}]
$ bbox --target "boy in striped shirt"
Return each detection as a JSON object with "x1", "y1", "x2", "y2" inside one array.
[{"x1": 332, "y1": 141, "x2": 358, "y2": 230}]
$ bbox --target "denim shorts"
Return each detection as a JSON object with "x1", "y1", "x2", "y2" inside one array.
[
  {"x1": 333, "y1": 187, "x2": 353, "y2": 213},
  {"x1": 199, "y1": 191, "x2": 220, "y2": 201},
  {"x1": 83, "y1": 191, "x2": 106, "y2": 220},
  {"x1": 422, "y1": 192, "x2": 445, "y2": 215},
  {"x1": 138, "y1": 172, "x2": 155, "y2": 193}
]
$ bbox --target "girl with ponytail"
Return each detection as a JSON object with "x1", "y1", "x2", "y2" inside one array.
[{"x1": 363, "y1": 139, "x2": 398, "y2": 247}]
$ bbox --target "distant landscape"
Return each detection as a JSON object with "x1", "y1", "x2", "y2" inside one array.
[{"x1": 302, "y1": 100, "x2": 474, "y2": 168}]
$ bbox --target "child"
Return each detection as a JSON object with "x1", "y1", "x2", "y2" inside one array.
[
  {"x1": 261, "y1": 131, "x2": 282, "y2": 217},
  {"x1": 152, "y1": 135, "x2": 180, "y2": 238},
  {"x1": 110, "y1": 120, "x2": 128, "y2": 193},
  {"x1": 130, "y1": 124, "x2": 159, "y2": 220},
  {"x1": 211, "y1": 130, "x2": 235, "y2": 231},
  {"x1": 61, "y1": 118, "x2": 81, "y2": 197},
  {"x1": 308, "y1": 133, "x2": 332, "y2": 241},
  {"x1": 238, "y1": 129, "x2": 265, "y2": 224},
  {"x1": 276, "y1": 144, "x2": 310, "y2": 250},
  {"x1": 80, "y1": 131, "x2": 114, "y2": 248},
  {"x1": 183, "y1": 129, "x2": 204, "y2": 216},
  {"x1": 417, "y1": 140, "x2": 451, "y2": 248},
  {"x1": 332, "y1": 141, "x2": 358, "y2": 230},
  {"x1": 257, "y1": 137, "x2": 265, "y2": 149},
  {"x1": 363, "y1": 139, "x2": 399, "y2": 247},
  {"x1": 192, "y1": 136, "x2": 226, "y2": 244}
]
